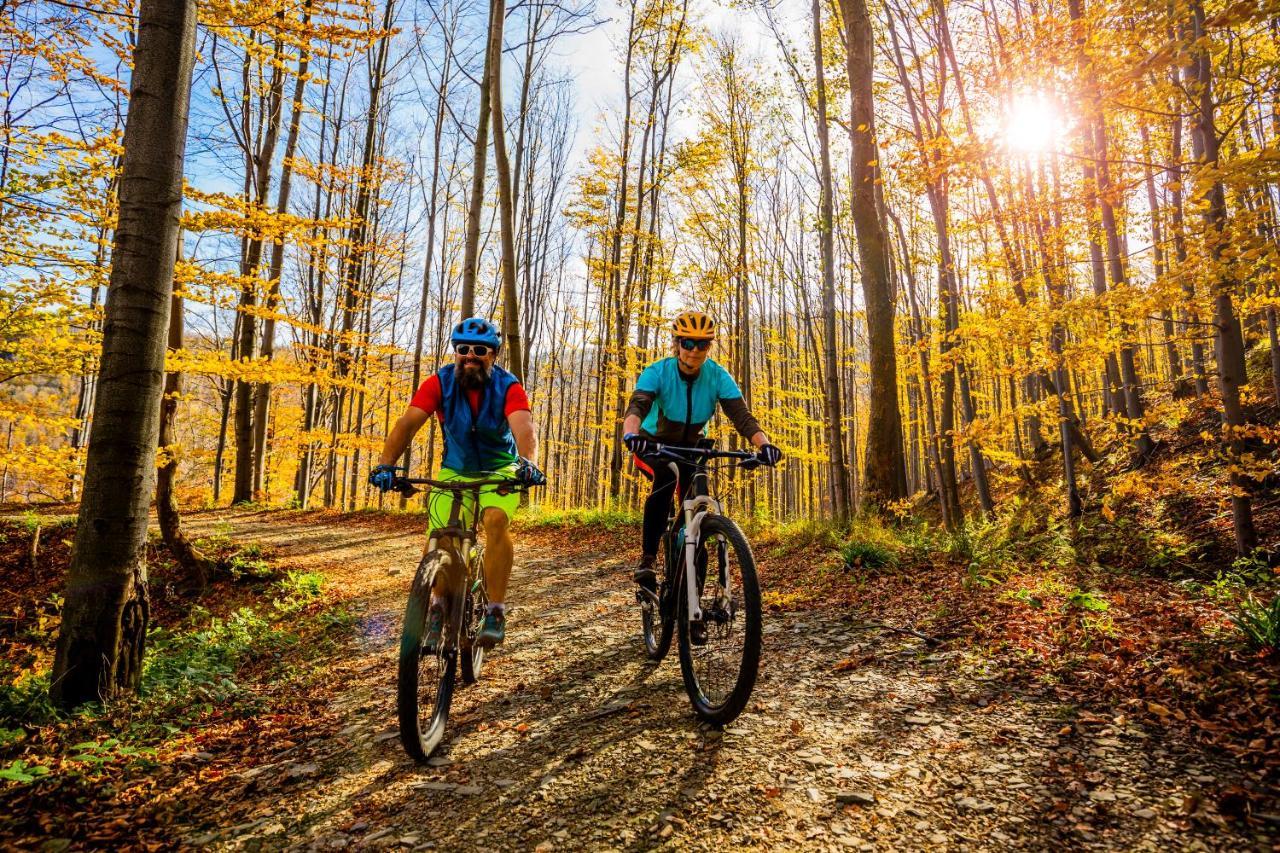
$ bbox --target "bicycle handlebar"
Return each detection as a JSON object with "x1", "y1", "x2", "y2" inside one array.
[
  {"x1": 650, "y1": 444, "x2": 766, "y2": 469},
  {"x1": 391, "y1": 475, "x2": 541, "y2": 497}
]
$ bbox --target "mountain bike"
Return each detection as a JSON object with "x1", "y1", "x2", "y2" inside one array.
[
  {"x1": 636, "y1": 444, "x2": 764, "y2": 725},
  {"x1": 393, "y1": 473, "x2": 536, "y2": 762}
]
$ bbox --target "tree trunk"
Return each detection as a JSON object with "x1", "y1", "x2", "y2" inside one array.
[
  {"x1": 405, "y1": 21, "x2": 455, "y2": 498},
  {"x1": 839, "y1": 0, "x2": 906, "y2": 510},
  {"x1": 157, "y1": 288, "x2": 215, "y2": 591},
  {"x1": 51, "y1": 0, "x2": 197, "y2": 708},
  {"x1": 812, "y1": 0, "x2": 850, "y2": 520},
  {"x1": 460, "y1": 0, "x2": 496, "y2": 318},
  {"x1": 232, "y1": 29, "x2": 288, "y2": 504},
  {"x1": 489, "y1": 0, "x2": 524, "y2": 381},
  {"x1": 1168, "y1": 60, "x2": 1211, "y2": 397},
  {"x1": 251, "y1": 0, "x2": 314, "y2": 499},
  {"x1": 1186, "y1": 0, "x2": 1257, "y2": 555}
]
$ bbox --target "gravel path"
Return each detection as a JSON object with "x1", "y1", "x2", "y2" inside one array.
[{"x1": 176, "y1": 510, "x2": 1277, "y2": 852}]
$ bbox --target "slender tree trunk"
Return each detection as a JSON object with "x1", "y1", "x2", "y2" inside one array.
[
  {"x1": 251, "y1": 0, "x2": 314, "y2": 499},
  {"x1": 839, "y1": 0, "x2": 906, "y2": 510},
  {"x1": 812, "y1": 0, "x2": 850, "y2": 520},
  {"x1": 1139, "y1": 123, "x2": 1182, "y2": 383},
  {"x1": 405, "y1": 26, "x2": 454, "y2": 496},
  {"x1": 1186, "y1": 0, "x2": 1257, "y2": 554},
  {"x1": 1169, "y1": 61, "x2": 1211, "y2": 397},
  {"x1": 232, "y1": 29, "x2": 288, "y2": 504},
  {"x1": 460, "y1": 0, "x2": 496, "y2": 318},
  {"x1": 51, "y1": 0, "x2": 197, "y2": 708},
  {"x1": 489, "y1": 0, "x2": 524, "y2": 381},
  {"x1": 157, "y1": 288, "x2": 214, "y2": 591}
]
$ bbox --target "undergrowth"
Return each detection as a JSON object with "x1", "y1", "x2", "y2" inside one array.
[
  {"x1": 518, "y1": 505, "x2": 641, "y2": 530},
  {"x1": 0, "y1": 532, "x2": 352, "y2": 789}
]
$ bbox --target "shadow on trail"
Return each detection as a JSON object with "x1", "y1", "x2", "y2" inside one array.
[{"x1": 154, "y1": 511, "x2": 1276, "y2": 851}]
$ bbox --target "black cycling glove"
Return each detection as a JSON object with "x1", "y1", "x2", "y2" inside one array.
[
  {"x1": 756, "y1": 444, "x2": 783, "y2": 466},
  {"x1": 623, "y1": 433, "x2": 658, "y2": 456}
]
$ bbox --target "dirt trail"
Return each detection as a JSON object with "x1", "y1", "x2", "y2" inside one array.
[{"x1": 175, "y1": 510, "x2": 1275, "y2": 852}]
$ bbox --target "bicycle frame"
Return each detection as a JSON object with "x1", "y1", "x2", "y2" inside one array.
[
  {"x1": 397, "y1": 475, "x2": 525, "y2": 608},
  {"x1": 653, "y1": 446, "x2": 757, "y2": 626}
]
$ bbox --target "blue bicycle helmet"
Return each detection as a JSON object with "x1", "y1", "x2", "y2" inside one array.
[{"x1": 452, "y1": 316, "x2": 502, "y2": 349}]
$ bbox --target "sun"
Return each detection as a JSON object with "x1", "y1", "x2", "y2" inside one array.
[{"x1": 1003, "y1": 93, "x2": 1066, "y2": 156}]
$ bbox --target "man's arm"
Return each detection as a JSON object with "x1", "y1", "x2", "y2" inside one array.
[
  {"x1": 378, "y1": 406, "x2": 431, "y2": 466},
  {"x1": 509, "y1": 409, "x2": 538, "y2": 464}
]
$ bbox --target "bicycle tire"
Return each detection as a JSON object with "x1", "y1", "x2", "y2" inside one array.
[
  {"x1": 677, "y1": 514, "x2": 761, "y2": 726},
  {"x1": 641, "y1": 531, "x2": 676, "y2": 661},
  {"x1": 398, "y1": 552, "x2": 458, "y2": 762},
  {"x1": 641, "y1": 581, "x2": 676, "y2": 661},
  {"x1": 461, "y1": 544, "x2": 487, "y2": 684}
]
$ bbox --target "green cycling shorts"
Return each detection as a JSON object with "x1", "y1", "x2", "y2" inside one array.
[{"x1": 427, "y1": 464, "x2": 521, "y2": 531}]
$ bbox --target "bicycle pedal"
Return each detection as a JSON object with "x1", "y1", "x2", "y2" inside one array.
[{"x1": 635, "y1": 587, "x2": 659, "y2": 606}]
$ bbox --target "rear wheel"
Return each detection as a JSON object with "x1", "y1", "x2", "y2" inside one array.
[
  {"x1": 677, "y1": 514, "x2": 761, "y2": 726},
  {"x1": 641, "y1": 532, "x2": 675, "y2": 661},
  {"x1": 398, "y1": 552, "x2": 457, "y2": 762},
  {"x1": 461, "y1": 543, "x2": 487, "y2": 684}
]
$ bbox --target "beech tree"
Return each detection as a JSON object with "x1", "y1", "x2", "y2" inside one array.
[
  {"x1": 838, "y1": 0, "x2": 907, "y2": 508},
  {"x1": 50, "y1": 0, "x2": 198, "y2": 707}
]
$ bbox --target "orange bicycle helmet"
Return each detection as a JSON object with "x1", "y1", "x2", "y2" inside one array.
[{"x1": 672, "y1": 310, "x2": 716, "y2": 340}]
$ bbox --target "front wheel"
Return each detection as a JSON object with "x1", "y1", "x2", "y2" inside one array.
[
  {"x1": 677, "y1": 514, "x2": 761, "y2": 726},
  {"x1": 461, "y1": 544, "x2": 487, "y2": 685},
  {"x1": 398, "y1": 552, "x2": 457, "y2": 762}
]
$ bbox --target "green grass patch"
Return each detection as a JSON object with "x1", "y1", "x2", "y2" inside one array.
[
  {"x1": 0, "y1": 560, "x2": 356, "y2": 790},
  {"x1": 1233, "y1": 592, "x2": 1280, "y2": 652},
  {"x1": 142, "y1": 605, "x2": 287, "y2": 710},
  {"x1": 518, "y1": 506, "x2": 641, "y2": 531}
]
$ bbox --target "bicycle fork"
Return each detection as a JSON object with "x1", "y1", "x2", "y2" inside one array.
[{"x1": 681, "y1": 495, "x2": 720, "y2": 624}]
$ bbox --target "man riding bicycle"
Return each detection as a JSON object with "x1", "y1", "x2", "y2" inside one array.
[
  {"x1": 370, "y1": 316, "x2": 545, "y2": 650},
  {"x1": 621, "y1": 310, "x2": 782, "y2": 596}
]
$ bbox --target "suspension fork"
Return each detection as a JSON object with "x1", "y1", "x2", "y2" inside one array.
[
  {"x1": 661, "y1": 460, "x2": 720, "y2": 623},
  {"x1": 682, "y1": 495, "x2": 720, "y2": 623}
]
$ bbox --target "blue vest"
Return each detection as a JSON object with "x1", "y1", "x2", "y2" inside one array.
[{"x1": 437, "y1": 363, "x2": 520, "y2": 473}]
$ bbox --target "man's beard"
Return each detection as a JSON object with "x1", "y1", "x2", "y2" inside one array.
[{"x1": 458, "y1": 360, "x2": 490, "y2": 390}]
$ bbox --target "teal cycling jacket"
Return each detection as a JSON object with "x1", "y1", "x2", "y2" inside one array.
[{"x1": 626, "y1": 357, "x2": 759, "y2": 444}]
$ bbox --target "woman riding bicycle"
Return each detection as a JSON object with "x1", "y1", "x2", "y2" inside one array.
[{"x1": 621, "y1": 311, "x2": 783, "y2": 594}]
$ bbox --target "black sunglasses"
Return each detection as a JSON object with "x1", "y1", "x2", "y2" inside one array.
[
  {"x1": 678, "y1": 338, "x2": 712, "y2": 351},
  {"x1": 454, "y1": 343, "x2": 492, "y2": 356}
]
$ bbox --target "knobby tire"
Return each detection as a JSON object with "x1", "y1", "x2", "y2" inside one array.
[
  {"x1": 677, "y1": 514, "x2": 761, "y2": 726},
  {"x1": 398, "y1": 552, "x2": 456, "y2": 762},
  {"x1": 642, "y1": 532, "x2": 676, "y2": 661},
  {"x1": 461, "y1": 543, "x2": 487, "y2": 685}
]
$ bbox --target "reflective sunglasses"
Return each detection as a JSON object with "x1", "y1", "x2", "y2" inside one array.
[
  {"x1": 678, "y1": 337, "x2": 712, "y2": 352},
  {"x1": 454, "y1": 343, "x2": 491, "y2": 357}
]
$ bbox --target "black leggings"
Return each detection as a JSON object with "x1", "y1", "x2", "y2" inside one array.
[{"x1": 638, "y1": 454, "x2": 696, "y2": 557}]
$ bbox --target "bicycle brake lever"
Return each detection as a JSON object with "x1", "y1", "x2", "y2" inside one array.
[
  {"x1": 738, "y1": 458, "x2": 762, "y2": 471},
  {"x1": 394, "y1": 481, "x2": 420, "y2": 497}
]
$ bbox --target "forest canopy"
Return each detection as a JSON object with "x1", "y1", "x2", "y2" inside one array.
[{"x1": 1, "y1": 0, "x2": 1278, "y2": 552}]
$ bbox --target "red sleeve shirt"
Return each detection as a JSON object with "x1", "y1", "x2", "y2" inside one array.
[
  {"x1": 409, "y1": 374, "x2": 531, "y2": 419},
  {"x1": 409, "y1": 374, "x2": 444, "y2": 415}
]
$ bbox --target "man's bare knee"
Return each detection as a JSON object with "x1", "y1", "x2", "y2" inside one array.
[{"x1": 482, "y1": 508, "x2": 511, "y2": 537}]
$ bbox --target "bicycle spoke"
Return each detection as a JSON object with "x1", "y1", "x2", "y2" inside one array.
[{"x1": 691, "y1": 534, "x2": 747, "y2": 707}]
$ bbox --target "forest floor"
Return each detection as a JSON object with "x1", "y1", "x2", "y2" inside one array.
[{"x1": 2, "y1": 506, "x2": 1279, "y2": 851}]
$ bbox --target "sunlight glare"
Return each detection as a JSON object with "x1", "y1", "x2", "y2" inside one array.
[{"x1": 1003, "y1": 94, "x2": 1065, "y2": 157}]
